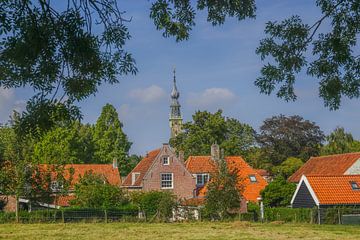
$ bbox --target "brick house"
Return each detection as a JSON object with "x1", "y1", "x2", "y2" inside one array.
[
  {"x1": 0, "y1": 162, "x2": 121, "y2": 212},
  {"x1": 184, "y1": 144, "x2": 268, "y2": 211},
  {"x1": 122, "y1": 143, "x2": 196, "y2": 199},
  {"x1": 288, "y1": 152, "x2": 360, "y2": 183}
]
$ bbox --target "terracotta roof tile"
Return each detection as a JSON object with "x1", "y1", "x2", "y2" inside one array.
[
  {"x1": 289, "y1": 152, "x2": 360, "y2": 183},
  {"x1": 306, "y1": 175, "x2": 360, "y2": 205},
  {"x1": 122, "y1": 149, "x2": 161, "y2": 187},
  {"x1": 38, "y1": 164, "x2": 121, "y2": 187},
  {"x1": 185, "y1": 156, "x2": 268, "y2": 202}
]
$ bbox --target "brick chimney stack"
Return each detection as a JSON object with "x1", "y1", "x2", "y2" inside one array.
[{"x1": 211, "y1": 143, "x2": 220, "y2": 161}]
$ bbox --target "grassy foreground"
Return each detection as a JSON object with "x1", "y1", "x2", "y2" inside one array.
[{"x1": 0, "y1": 221, "x2": 360, "y2": 240}]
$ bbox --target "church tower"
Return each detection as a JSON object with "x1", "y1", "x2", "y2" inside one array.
[{"x1": 169, "y1": 69, "x2": 183, "y2": 138}]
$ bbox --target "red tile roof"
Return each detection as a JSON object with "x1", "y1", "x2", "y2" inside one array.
[
  {"x1": 255, "y1": 169, "x2": 270, "y2": 177},
  {"x1": 306, "y1": 175, "x2": 360, "y2": 205},
  {"x1": 288, "y1": 152, "x2": 360, "y2": 183},
  {"x1": 122, "y1": 149, "x2": 161, "y2": 187},
  {"x1": 185, "y1": 156, "x2": 268, "y2": 202},
  {"x1": 38, "y1": 164, "x2": 121, "y2": 187}
]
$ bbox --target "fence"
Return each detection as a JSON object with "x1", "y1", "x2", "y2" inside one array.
[
  {"x1": 1, "y1": 207, "x2": 360, "y2": 224},
  {"x1": 0, "y1": 209, "x2": 138, "y2": 223}
]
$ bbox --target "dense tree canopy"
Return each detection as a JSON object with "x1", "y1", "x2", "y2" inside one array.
[
  {"x1": 256, "y1": 0, "x2": 360, "y2": 110},
  {"x1": 260, "y1": 176, "x2": 296, "y2": 207},
  {"x1": 33, "y1": 122, "x2": 94, "y2": 164},
  {"x1": 321, "y1": 127, "x2": 360, "y2": 155},
  {"x1": 170, "y1": 110, "x2": 256, "y2": 160},
  {"x1": 93, "y1": 104, "x2": 132, "y2": 174},
  {"x1": 272, "y1": 157, "x2": 303, "y2": 179},
  {"x1": 257, "y1": 115, "x2": 325, "y2": 165}
]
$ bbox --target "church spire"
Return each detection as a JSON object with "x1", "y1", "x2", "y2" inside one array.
[{"x1": 169, "y1": 68, "x2": 183, "y2": 138}]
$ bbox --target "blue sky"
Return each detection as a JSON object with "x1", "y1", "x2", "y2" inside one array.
[{"x1": 0, "y1": 0, "x2": 359, "y2": 155}]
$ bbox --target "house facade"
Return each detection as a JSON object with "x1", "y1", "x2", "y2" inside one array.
[{"x1": 122, "y1": 143, "x2": 196, "y2": 199}]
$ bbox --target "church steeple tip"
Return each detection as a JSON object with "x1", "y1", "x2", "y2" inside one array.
[{"x1": 169, "y1": 68, "x2": 183, "y2": 138}]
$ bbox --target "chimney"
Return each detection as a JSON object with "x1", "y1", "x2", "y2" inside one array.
[
  {"x1": 178, "y1": 150, "x2": 184, "y2": 163},
  {"x1": 112, "y1": 158, "x2": 118, "y2": 169},
  {"x1": 211, "y1": 143, "x2": 220, "y2": 161}
]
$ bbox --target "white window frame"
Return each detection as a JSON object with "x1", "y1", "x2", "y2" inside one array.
[
  {"x1": 50, "y1": 181, "x2": 63, "y2": 192},
  {"x1": 161, "y1": 173, "x2": 173, "y2": 189},
  {"x1": 162, "y1": 156, "x2": 170, "y2": 165},
  {"x1": 196, "y1": 173, "x2": 209, "y2": 186},
  {"x1": 132, "y1": 172, "x2": 140, "y2": 185}
]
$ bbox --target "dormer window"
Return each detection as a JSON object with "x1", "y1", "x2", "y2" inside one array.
[
  {"x1": 50, "y1": 181, "x2": 63, "y2": 192},
  {"x1": 132, "y1": 172, "x2": 140, "y2": 185},
  {"x1": 163, "y1": 156, "x2": 170, "y2": 165},
  {"x1": 249, "y1": 175, "x2": 257, "y2": 183},
  {"x1": 350, "y1": 181, "x2": 360, "y2": 190}
]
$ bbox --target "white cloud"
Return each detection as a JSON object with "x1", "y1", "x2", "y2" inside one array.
[
  {"x1": 0, "y1": 88, "x2": 27, "y2": 123},
  {"x1": 187, "y1": 88, "x2": 237, "y2": 109},
  {"x1": 129, "y1": 85, "x2": 166, "y2": 103}
]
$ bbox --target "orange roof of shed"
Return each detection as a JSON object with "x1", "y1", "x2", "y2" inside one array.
[
  {"x1": 306, "y1": 175, "x2": 360, "y2": 205},
  {"x1": 288, "y1": 152, "x2": 360, "y2": 182}
]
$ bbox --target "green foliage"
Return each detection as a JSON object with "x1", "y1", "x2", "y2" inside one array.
[
  {"x1": 204, "y1": 159, "x2": 242, "y2": 219},
  {"x1": 257, "y1": 115, "x2": 325, "y2": 165},
  {"x1": 321, "y1": 127, "x2": 360, "y2": 155},
  {"x1": 264, "y1": 207, "x2": 314, "y2": 223},
  {"x1": 71, "y1": 172, "x2": 129, "y2": 209},
  {"x1": 170, "y1": 110, "x2": 256, "y2": 160},
  {"x1": 0, "y1": 0, "x2": 137, "y2": 134},
  {"x1": 93, "y1": 104, "x2": 132, "y2": 175},
  {"x1": 272, "y1": 157, "x2": 303, "y2": 179},
  {"x1": 130, "y1": 191, "x2": 177, "y2": 221},
  {"x1": 33, "y1": 122, "x2": 94, "y2": 164},
  {"x1": 149, "y1": 0, "x2": 256, "y2": 41},
  {"x1": 260, "y1": 176, "x2": 296, "y2": 207},
  {"x1": 256, "y1": 1, "x2": 360, "y2": 110}
]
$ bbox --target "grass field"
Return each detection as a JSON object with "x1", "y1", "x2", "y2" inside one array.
[{"x1": 0, "y1": 221, "x2": 360, "y2": 240}]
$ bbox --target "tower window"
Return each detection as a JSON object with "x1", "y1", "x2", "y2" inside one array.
[{"x1": 163, "y1": 156, "x2": 170, "y2": 165}]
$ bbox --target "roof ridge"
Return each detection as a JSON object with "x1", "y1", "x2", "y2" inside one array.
[
  {"x1": 306, "y1": 174, "x2": 360, "y2": 178},
  {"x1": 311, "y1": 152, "x2": 360, "y2": 159}
]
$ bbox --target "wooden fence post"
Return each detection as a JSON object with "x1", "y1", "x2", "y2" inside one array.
[
  {"x1": 61, "y1": 210, "x2": 65, "y2": 223},
  {"x1": 104, "y1": 210, "x2": 108, "y2": 223}
]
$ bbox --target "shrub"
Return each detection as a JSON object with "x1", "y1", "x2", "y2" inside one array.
[{"x1": 130, "y1": 191, "x2": 177, "y2": 221}]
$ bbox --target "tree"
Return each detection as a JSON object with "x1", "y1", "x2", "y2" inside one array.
[
  {"x1": 70, "y1": 171, "x2": 129, "y2": 209},
  {"x1": 93, "y1": 104, "x2": 131, "y2": 175},
  {"x1": 204, "y1": 159, "x2": 242, "y2": 220},
  {"x1": 260, "y1": 176, "x2": 296, "y2": 207},
  {"x1": 170, "y1": 110, "x2": 256, "y2": 160},
  {"x1": 272, "y1": 157, "x2": 303, "y2": 179},
  {"x1": 256, "y1": 1, "x2": 360, "y2": 110},
  {"x1": 257, "y1": 115, "x2": 325, "y2": 166},
  {"x1": 0, "y1": 1, "x2": 257, "y2": 134},
  {"x1": 33, "y1": 122, "x2": 94, "y2": 164},
  {"x1": 321, "y1": 127, "x2": 360, "y2": 155}
]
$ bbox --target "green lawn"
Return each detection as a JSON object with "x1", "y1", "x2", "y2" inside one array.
[{"x1": 0, "y1": 221, "x2": 359, "y2": 240}]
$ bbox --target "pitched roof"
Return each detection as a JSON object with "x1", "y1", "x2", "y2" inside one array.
[
  {"x1": 255, "y1": 169, "x2": 271, "y2": 177},
  {"x1": 303, "y1": 175, "x2": 360, "y2": 205},
  {"x1": 122, "y1": 149, "x2": 161, "y2": 187},
  {"x1": 288, "y1": 152, "x2": 360, "y2": 182},
  {"x1": 38, "y1": 164, "x2": 121, "y2": 186},
  {"x1": 185, "y1": 156, "x2": 268, "y2": 202}
]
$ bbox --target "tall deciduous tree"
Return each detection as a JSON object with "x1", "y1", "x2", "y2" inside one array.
[
  {"x1": 205, "y1": 159, "x2": 242, "y2": 220},
  {"x1": 257, "y1": 115, "x2": 325, "y2": 165},
  {"x1": 321, "y1": 127, "x2": 360, "y2": 155},
  {"x1": 272, "y1": 157, "x2": 303, "y2": 179},
  {"x1": 256, "y1": 1, "x2": 360, "y2": 110},
  {"x1": 33, "y1": 122, "x2": 94, "y2": 164},
  {"x1": 170, "y1": 110, "x2": 256, "y2": 160},
  {"x1": 93, "y1": 104, "x2": 131, "y2": 175}
]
